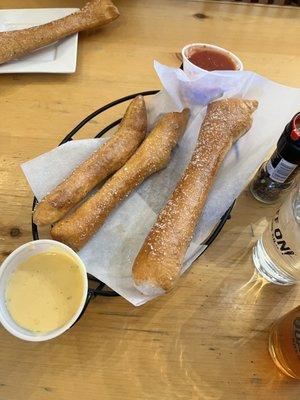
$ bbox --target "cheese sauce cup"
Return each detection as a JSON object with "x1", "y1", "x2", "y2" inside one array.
[{"x1": 0, "y1": 240, "x2": 88, "y2": 341}]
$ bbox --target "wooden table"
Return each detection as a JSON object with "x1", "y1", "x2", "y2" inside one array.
[{"x1": 0, "y1": 1, "x2": 300, "y2": 399}]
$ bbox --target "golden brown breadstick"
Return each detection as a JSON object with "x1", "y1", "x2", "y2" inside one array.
[
  {"x1": 33, "y1": 95, "x2": 146, "y2": 225},
  {"x1": 51, "y1": 109, "x2": 190, "y2": 250},
  {"x1": 0, "y1": 0, "x2": 119, "y2": 65},
  {"x1": 132, "y1": 98, "x2": 258, "y2": 296}
]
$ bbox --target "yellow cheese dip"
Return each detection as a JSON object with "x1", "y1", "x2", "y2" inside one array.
[{"x1": 5, "y1": 251, "x2": 85, "y2": 333}]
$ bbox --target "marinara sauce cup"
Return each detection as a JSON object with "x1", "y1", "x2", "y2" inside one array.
[{"x1": 182, "y1": 43, "x2": 243, "y2": 78}]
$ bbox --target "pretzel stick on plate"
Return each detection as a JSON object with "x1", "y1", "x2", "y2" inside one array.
[
  {"x1": 33, "y1": 95, "x2": 146, "y2": 226},
  {"x1": 51, "y1": 108, "x2": 190, "y2": 250},
  {"x1": 132, "y1": 98, "x2": 258, "y2": 296},
  {"x1": 0, "y1": 0, "x2": 119, "y2": 65}
]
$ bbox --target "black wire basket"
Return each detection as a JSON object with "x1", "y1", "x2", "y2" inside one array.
[{"x1": 31, "y1": 90, "x2": 234, "y2": 305}]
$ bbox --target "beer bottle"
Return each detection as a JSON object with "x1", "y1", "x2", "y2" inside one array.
[{"x1": 250, "y1": 112, "x2": 300, "y2": 204}]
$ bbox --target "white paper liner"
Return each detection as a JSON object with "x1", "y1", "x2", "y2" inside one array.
[{"x1": 21, "y1": 63, "x2": 300, "y2": 306}]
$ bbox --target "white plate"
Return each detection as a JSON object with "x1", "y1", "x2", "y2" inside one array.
[{"x1": 0, "y1": 8, "x2": 79, "y2": 74}]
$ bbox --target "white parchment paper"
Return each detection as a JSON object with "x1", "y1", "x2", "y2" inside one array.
[{"x1": 22, "y1": 62, "x2": 300, "y2": 306}]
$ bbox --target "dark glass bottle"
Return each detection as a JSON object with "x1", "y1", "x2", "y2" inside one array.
[{"x1": 250, "y1": 113, "x2": 300, "y2": 204}]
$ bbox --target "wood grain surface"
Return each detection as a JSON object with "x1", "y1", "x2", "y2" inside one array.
[{"x1": 0, "y1": 1, "x2": 300, "y2": 399}]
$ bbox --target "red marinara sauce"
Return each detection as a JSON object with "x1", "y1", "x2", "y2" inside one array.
[{"x1": 188, "y1": 48, "x2": 237, "y2": 71}]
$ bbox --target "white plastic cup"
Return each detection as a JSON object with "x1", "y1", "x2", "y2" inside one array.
[
  {"x1": 182, "y1": 43, "x2": 244, "y2": 79},
  {"x1": 0, "y1": 240, "x2": 88, "y2": 341}
]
